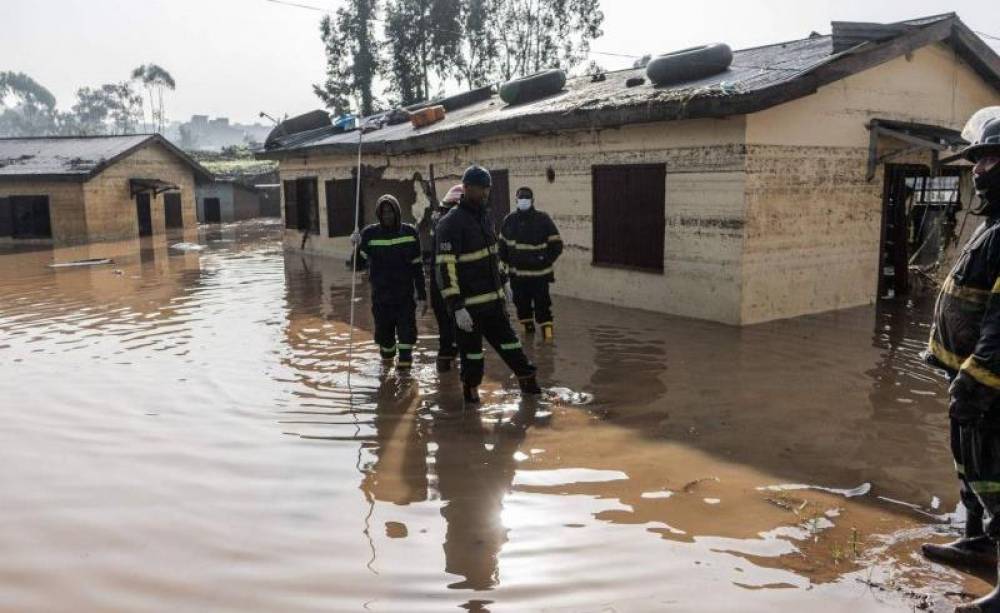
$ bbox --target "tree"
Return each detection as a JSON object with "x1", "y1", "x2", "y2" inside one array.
[
  {"x1": 0, "y1": 71, "x2": 57, "y2": 110},
  {"x1": 490, "y1": 0, "x2": 604, "y2": 81},
  {"x1": 459, "y1": 0, "x2": 499, "y2": 88},
  {"x1": 100, "y1": 82, "x2": 143, "y2": 135},
  {"x1": 131, "y1": 64, "x2": 176, "y2": 133},
  {"x1": 314, "y1": 0, "x2": 382, "y2": 116},
  {"x1": 0, "y1": 71, "x2": 59, "y2": 137},
  {"x1": 383, "y1": 0, "x2": 462, "y2": 106},
  {"x1": 70, "y1": 87, "x2": 112, "y2": 135}
]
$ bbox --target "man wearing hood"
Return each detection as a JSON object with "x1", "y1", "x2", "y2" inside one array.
[
  {"x1": 356, "y1": 195, "x2": 427, "y2": 370},
  {"x1": 921, "y1": 111, "x2": 1000, "y2": 612},
  {"x1": 499, "y1": 186, "x2": 563, "y2": 341},
  {"x1": 435, "y1": 165, "x2": 541, "y2": 404}
]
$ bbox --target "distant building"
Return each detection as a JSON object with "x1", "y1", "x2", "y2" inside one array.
[
  {"x1": 195, "y1": 178, "x2": 266, "y2": 223},
  {"x1": 260, "y1": 14, "x2": 1000, "y2": 325},
  {"x1": 0, "y1": 134, "x2": 212, "y2": 245},
  {"x1": 168, "y1": 115, "x2": 272, "y2": 152}
]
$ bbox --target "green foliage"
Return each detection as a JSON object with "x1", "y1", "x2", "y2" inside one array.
[
  {"x1": 314, "y1": 0, "x2": 383, "y2": 116},
  {"x1": 384, "y1": 0, "x2": 462, "y2": 106},
  {"x1": 0, "y1": 71, "x2": 57, "y2": 109}
]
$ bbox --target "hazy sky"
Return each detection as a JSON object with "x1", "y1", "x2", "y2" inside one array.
[{"x1": 4, "y1": 0, "x2": 998, "y2": 125}]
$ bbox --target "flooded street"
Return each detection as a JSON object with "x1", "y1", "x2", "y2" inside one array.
[{"x1": 0, "y1": 220, "x2": 985, "y2": 612}]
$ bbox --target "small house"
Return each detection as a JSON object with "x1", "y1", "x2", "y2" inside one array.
[
  {"x1": 0, "y1": 134, "x2": 211, "y2": 245},
  {"x1": 195, "y1": 178, "x2": 266, "y2": 223},
  {"x1": 259, "y1": 14, "x2": 1000, "y2": 325}
]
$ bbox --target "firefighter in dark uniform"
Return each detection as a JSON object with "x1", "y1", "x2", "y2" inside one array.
[
  {"x1": 428, "y1": 185, "x2": 464, "y2": 372},
  {"x1": 355, "y1": 195, "x2": 427, "y2": 371},
  {"x1": 921, "y1": 112, "x2": 1000, "y2": 612},
  {"x1": 499, "y1": 186, "x2": 563, "y2": 341},
  {"x1": 435, "y1": 165, "x2": 542, "y2": 404}
]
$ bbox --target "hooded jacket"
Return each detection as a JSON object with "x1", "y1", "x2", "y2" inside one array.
[
  {"x1": 359, "y1": 196, "x2": 427, "y2": 305},
  {"x1": 926, "y1": 214, "x2": 1000, "y2": 421},
  {"x1": 498, "y1": 206, "x2": 562, "y2": 282},
  {"x1": 435, "y1": 196, "x2": 508, "y2": 312}
]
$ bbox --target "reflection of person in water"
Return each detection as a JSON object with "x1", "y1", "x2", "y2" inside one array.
[
  {"x1": 432, "y1": 404, "x2": 536, "y2": 590},
  {"x1": 361, "y1": 377, "x2": 429, "y2": 506}
]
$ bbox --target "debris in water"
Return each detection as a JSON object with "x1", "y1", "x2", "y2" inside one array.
[
  {"x1": 757, "y1": 482, "x2": 872, "y2": 499},
  {"x1": 48, "y1": 258, "x2": 113, "y2": 268},
  {"x1": 682, "y1": 477, "x2": 720, "y2": 493},
  {"x1": 170, "y1": 242, "x2": 205, "y2": 252}
]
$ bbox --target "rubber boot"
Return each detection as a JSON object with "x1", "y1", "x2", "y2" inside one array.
[
  {"x1": 436, "y1": 356, "x2": 453, "y2": 372},
  {"x1": 463, "y1": 384, "x2": 480, "y2": 405},
  {"x1": 541, "y1": 323, "x2": 554, "y2": 342},
  {"x1": 518, "y1": 374, "x2": 542, "y2": 395},
  {"x1": 956, "y1": 544, "x2": 1000, "y2": 612},
  {"x1": 522, "y1": 321, "x2": 536, "y2": 335},
  {"x1": 922, "y1": 515, "x2": 997, "y2": 570}
]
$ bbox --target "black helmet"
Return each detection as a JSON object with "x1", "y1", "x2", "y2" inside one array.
[{"x1": 963, "y1": 116, "x2": 1000, "y2": 163}]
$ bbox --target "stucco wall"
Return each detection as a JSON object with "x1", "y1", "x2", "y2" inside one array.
[
  {"x1": 278, "y1": 117, "x2": 748, "y2": 324},
  {"x1": 82, "y1": 141, "x2": 198, "y2": 242},
  {"x1": 742, "y1": 43, "x2": 1000, "y2": 324},
  {"x1": 0, "y1": 180, "x2": 86, "y2": 244},
  {"x1": 196, "y1": 183, "x2": 235, "y2": 222}
]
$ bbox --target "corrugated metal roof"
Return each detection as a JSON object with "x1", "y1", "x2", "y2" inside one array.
[
  {"x1": 0, "y1": 135, "x2": 152, "y2": 178},
  {"x1": 0, "y1": 134, "x2": 214, "y2": 182},
  {"x1": 258, "y1": 13, "x2": 1000, "y2": 159}
]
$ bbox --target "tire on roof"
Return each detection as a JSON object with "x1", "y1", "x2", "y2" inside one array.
[
  {"x1": 499, "y1": 69, "x2": 567, "y2": 106},
  {"x1": 645, "y1": 44, "x2": 733, "y2": 87}
]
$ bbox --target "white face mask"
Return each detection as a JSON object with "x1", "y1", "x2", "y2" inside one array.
[{"x1": 516, "y1": 198, "x2": 533, "y2": 211}]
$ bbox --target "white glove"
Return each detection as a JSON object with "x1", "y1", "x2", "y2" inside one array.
[
  {"x1": 454, "y1": 308, "x2": 474, "y2": 332},
  {"x1": 418, "y1": 300, "x2": 429, "y2": 316},
  {"x1": 350, "y1": 230, "x2": 361, "y2": 246},
  {"x1": 503, "y1": 281, "x2": 514, "y2": 305}
]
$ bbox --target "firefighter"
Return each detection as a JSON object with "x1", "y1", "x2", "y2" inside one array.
[
  {"x1": 435, "y1": 165, "x2": 542, "y2": 404},
  {"x1": 429, "y1": 184, "x2": 463, "y2": 372},
  {"x1": 921, "y1": 111, "x2": 1000, "y2": 612},
  {"x1": 499, "y1": 186, "x2": 563, "y2": 341},
  {"x1": 354, "y1": 195, "x2": 427, "y2": 371}
]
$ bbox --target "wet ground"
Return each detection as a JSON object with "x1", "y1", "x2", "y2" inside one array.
[{"x1": 0, "y1": 220, "x2": 988, "y2": 612}]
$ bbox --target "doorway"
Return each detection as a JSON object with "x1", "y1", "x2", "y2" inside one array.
[
  {"x1": 135, "y1": 193, "x2": 153, "y2": 237},
  {"x1": 204, "y1": 197, "x2": 222, "y2": 223},
  {"x1": 486, "y1": 169, "x2": 510, "y2": 233},
  {"x1": 877, "y1": 164, "x2": 962, "y2": 299},
  {"x1": 164, "y1": 192, "x2": 183, "y2": 228}
]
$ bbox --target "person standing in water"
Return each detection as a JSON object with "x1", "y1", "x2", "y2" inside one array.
[
  {"x1": 435, "y1": 165, "x2": 541, "y2": 404},
  {"x1": 429, "y1": 184, "x2": 463, "y2": 372},
  {"x1": 354, "y1": 195, "x2": 427, "y2": 371},
  {"x1": 499, "y1": 186, "x2": 563, "y2": 341},
  {"x1": 922, "y1": 111, "x2": 1000, "y2": 612}
]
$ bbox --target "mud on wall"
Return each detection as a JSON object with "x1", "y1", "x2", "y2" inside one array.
[
  {"x1": 742, "y1": 42, "x2": 1000, "y2": 324},
  {"x1": 279, "y1": 117, "x2": 749, "y2": 324}
]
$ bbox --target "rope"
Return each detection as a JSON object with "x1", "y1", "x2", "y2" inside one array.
[{"x1": 347, "y1": 118, "x2": 364, "y2": 390}]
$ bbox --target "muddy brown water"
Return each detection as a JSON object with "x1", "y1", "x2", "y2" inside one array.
[{"x1": 0, "y1": 220, "x2": 986, "y2": 612}]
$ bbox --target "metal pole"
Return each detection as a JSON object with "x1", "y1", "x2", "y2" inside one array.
[{"x1": 347, "y1": 114, "x2": 364, "y2": 390}]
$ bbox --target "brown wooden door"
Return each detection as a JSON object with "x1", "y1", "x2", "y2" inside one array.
[
  {"x1": 326, "y1": 178, "x2": 360, "y2": 237},
  {"x1": 592, "y1": 164, "x2": 666, "y2": 272},
  {"x1": 487, "y1": 169, "x2": 510, "y2": 232},
  {"x1": 164, "y1": 193, "x2": 183, "y2": 228}
]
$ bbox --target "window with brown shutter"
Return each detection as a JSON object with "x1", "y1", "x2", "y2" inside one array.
[
  {"x1": 592, "y1": 164, "x2": 666, "y2": 273},
  {"x1": 326, "y1": 178, "x2": 360, "y2": 237},
  {"x1": 283, "y1": 178, "x2": 319, "y2": 233}
]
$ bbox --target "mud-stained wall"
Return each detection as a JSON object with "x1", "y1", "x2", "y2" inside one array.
[
  {"x1": 83, "y1": 142, "x2": 198, "y2": 242},
  {"x1": 278, "y1": 117, "x2": 748, "y2": 324},
  {"x1": 0, "y1": 180, "x2": 86, "y2": 244},
  {"x1": 742, "y1": 43, "x2": 1000, "y2": 324}
]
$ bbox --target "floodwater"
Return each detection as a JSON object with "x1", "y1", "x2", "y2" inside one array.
[{"x1": 0, "y1": 220, "x2": 986, "y2": 612}]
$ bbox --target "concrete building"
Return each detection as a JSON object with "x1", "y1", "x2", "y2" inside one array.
[
  {"x1": 259, "y1": 14, "x2": 1000, "y2": 325},
  {"x1": 0, "y1": 134, "x2": 212, "y2": 245},
  {"x1": 195, "y1": 178, "x2": 266, "y2": 223}
]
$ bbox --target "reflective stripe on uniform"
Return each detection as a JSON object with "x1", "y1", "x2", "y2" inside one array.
[
  {"x1": 457, "y1": 245, "x2": 498, "y2": 263},
  {"x1": 500, "y1": 341, "x2": 522, "y2": 350},
  {"x1": 548, "y1": 234, "x2": 561, "y2": 242},
  {"x1": 436, "y1": 254, "x2": 457, "y2": 263},
  {"x1": 359, "y1": 250, "x2": 368, "y2": 259},
  {"x1": 368, "y1": 236, "x2": 417, "y2": 247},
  {"x1": 510, "y1": 267, "x2": 553, "y2": 277},
  {"x1": 441, "y1": 286, "x2": 461, "y2": 297},
  {"x1": 411, "y1": 256, "x2": 423, "y2": 264},
  {"x1": 465, "y1": 353, "x2": 484, "y2": 360},
  {"x1": 929, "y1": 337, "x2": 964, "y2": 371},
  {"x1": 504, "y1": 239, "x2": 548, "y2": 251},
  {"x1": 956, "y1": 461, "x2": 966, "y2": 476},
  {"x1": 970, "y1": 481, "x2": 1000, "y2": 494},
  {"x1": 994, "y1": 276, "x2": 1000, "y2": 293},
  {"x1": 398, "y1": 344, "x2": 414, "y2": 350},
  {"x1": 961, "y1": 356, "x2": 1000, "y2": 390},
  {"x1": 464, "y1": 290, "x2": 505, "y2": 306},
  {"x1": 942, "y1": 276, "x2": 991, "y2": 304}
]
